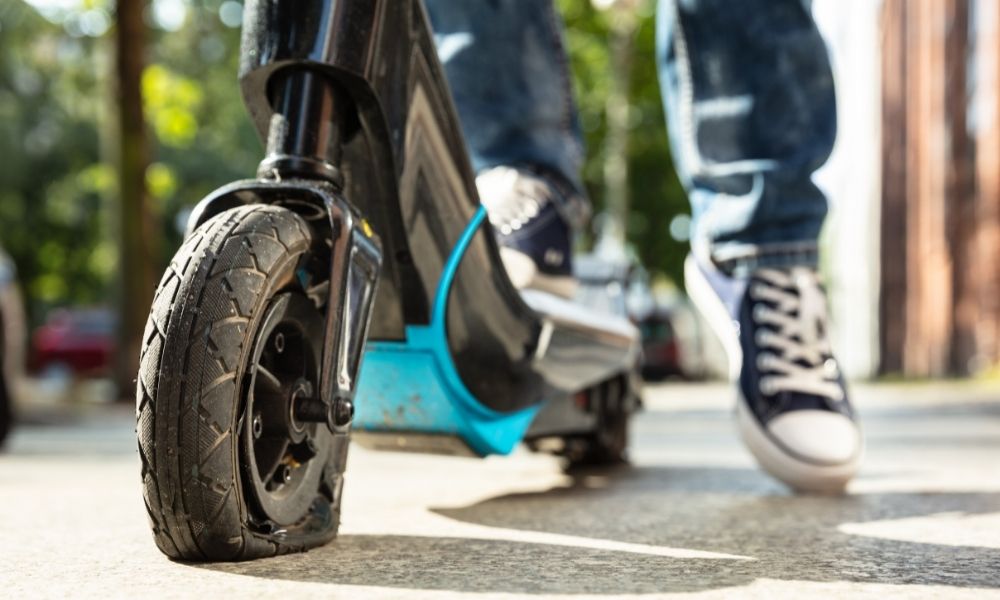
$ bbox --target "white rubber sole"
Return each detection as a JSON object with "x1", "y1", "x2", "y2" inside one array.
[
  {"x1": 737, "y1": 395, "x2": 862, "y2": 494},
  {"x1": 683, "y1": 255, "x2": 743, "y2": 381},
  {"x1": 684, "y1": 254, "x2": 862, "y2": 493}
]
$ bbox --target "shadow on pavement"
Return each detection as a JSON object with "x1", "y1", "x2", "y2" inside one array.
[{"x1": 202, "y1": 465, "x2": 1000, "y2": 594}]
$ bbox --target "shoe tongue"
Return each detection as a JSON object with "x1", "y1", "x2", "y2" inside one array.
[{"x1": 790, "y1": 269, "x2": 825, "y2": 354}]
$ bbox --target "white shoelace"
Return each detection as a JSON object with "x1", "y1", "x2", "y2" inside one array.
[
  {"x1": 477, "y1": 167, "x2": 551, "y2": 235},
  {"x1": 749, "y1": 268, "x2": 843, "y2": 402}
]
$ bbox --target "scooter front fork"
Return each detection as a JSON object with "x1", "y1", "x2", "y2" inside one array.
[
  {"x1": 187, "y1": 67, "x2": 382, "y2": 433},
  {"x1": 292, "y1": 190, "x2": 382, "y2": 435}
]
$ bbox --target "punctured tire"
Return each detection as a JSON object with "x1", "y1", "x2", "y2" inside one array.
[{"x1": 137, "y1": 204, "x2": 347, "y2": 561}]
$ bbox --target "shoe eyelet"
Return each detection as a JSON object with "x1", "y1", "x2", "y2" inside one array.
[
  {"x1": 756, "y1": 353, "x2": 772, "y2": 371},
  {"x1": 752, "y1": 304, "x2": 768, "y2": 323},
  {"x1": 824, "y1": 357, "x2": 839, "y2": 378},
  {"x1": 755, "y1": 330, "x2": 770, "y2": 347}
]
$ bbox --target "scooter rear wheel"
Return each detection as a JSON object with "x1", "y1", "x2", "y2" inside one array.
[
  {"x1": 137, "y1": 204, "x2": 346, "y2": 561},
  {"x1": 565, "y1": 377, "x2": 630, "y2": 467}
]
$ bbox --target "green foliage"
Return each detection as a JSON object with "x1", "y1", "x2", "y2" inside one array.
[
  {"x1": 0, "y1": 0, "x2": 259, "y2": 325},
  {"x1": 142, "y1": 64, "x2": 203, "y2": 148},
  {"x1": 142, "y1": 5, "x2": 262, "y2": 260},
  {"x1": 0, "y1": 2, "x2": 109, "y2": 321},
  {"x1": 558, "y1": 0, "x2": 689, "y2": 285}
]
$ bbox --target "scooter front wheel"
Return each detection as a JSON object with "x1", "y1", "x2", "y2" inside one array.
[{"x1": 137, "y1": 204, "x2": 345, "y2": 561}]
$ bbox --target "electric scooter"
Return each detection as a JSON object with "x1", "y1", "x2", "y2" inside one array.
[{"x1": 137, "y1": 0, "x2": 641, "y2": 562}]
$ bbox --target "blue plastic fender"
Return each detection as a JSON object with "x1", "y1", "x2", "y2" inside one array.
[{"x1": 353, "y1": 206, "x2": 541, "y2": 456}]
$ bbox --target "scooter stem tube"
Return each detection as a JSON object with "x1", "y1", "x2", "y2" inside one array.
[{"x1": 258, "y1": 70, "x2": 347, "y2": 184}]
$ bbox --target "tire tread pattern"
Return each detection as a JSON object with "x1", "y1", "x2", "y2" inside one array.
[{"x1": 137, "y1": 205, "x2": 333, "y2": 561}]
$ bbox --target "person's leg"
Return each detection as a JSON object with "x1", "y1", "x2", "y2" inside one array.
[
  {"x1": 424, "y1": 0, "x2": 590, "y2": 295},
  {"x1": 657, "y1": 0, "x2": 861, "y2": 493},
  {"x1": 657, "y1": 0, "x2": 835, "y2": 273}
]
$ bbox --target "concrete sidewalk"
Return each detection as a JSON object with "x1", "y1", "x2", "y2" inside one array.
[{"x1": 1, "y1": 382, "x2": 999, "y2": 598}]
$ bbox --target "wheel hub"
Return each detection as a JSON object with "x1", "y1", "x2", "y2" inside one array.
[{"x1": 241, "y1": 291, "x2": 330, "y2": 526}]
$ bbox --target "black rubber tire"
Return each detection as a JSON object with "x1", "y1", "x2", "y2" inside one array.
[
  {"x1": 137, "y1": 204, "x2": 346, "y2": 562},
  {"x1": 565, "y1": 377, "x2": 630, "y2": 468}
]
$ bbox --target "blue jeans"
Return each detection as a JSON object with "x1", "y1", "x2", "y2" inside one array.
[{"x1": 425, "y1": 0, "x2": 836, "y2": 271}]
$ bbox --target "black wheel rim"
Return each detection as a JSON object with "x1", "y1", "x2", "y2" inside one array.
[{"x1": 242, "y1": 291, "x2": 329, "y2": 525}]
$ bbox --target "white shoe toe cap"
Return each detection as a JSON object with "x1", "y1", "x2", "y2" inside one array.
[{"x1": 767, "y1": 409, "x2": 862, "y2": 466}]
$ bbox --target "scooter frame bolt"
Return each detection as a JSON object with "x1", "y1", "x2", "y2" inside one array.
[
  {"x1": 252, "y1": 413, "x2": 263, "y2": 439},
  {"x1": 273, "y1": 463, "x2": 292, "y2": 485},
  {"x1": 332, "y1": 399, "x2": 354, "y2": 428}
]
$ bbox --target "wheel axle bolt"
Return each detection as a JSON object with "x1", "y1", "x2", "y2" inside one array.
[
  {"x1": 294, "y1": 396, "x2": 327, "y2": 424},
  {"x1": 332, "y1": 399, "x2": 354, "y2": 428},
  {"x1": 294, "y1": 395, "x2": 354, "y2": 431},
  {"x1": 252, "y1": 413, "x2": 263, "y2": 439},
  {"x1": 273, "y1": 464, "x2": 292, "y2": 485}
]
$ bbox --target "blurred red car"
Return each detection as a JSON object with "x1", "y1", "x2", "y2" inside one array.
[
  {"x1": 638, "y1": 309, "x2": 683, "y2": 380},
  {"x1": 31, "y1": 308, "x2": 115, "y2": 376}
]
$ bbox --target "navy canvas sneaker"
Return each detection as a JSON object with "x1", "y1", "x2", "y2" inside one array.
[
  {"x1": 476, "y1": 166, "x2": 578, "y2": 298},
  {"x1": 685, "y1": 253, "x2": 863, "y2": 493}
]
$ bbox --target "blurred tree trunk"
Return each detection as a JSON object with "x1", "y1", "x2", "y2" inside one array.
[
  {"x1": 903, "y1": 0, "x2": 957, "y2": 376},
  {"x1": 879, "y1": 0, "x2": 909, "y2": 374},
  {"x1": 945, "y1": 0, "x2": 976, "y2": 374},
  {"x1": 973, "y1": 0, "x2": 1000, "y2": 373},
  {"x1": 114, "y1": 0, "x2": 156, "y2": 401},
  {"x1": 880, "y1": 0, "x2": 987, "y2": 376}
]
